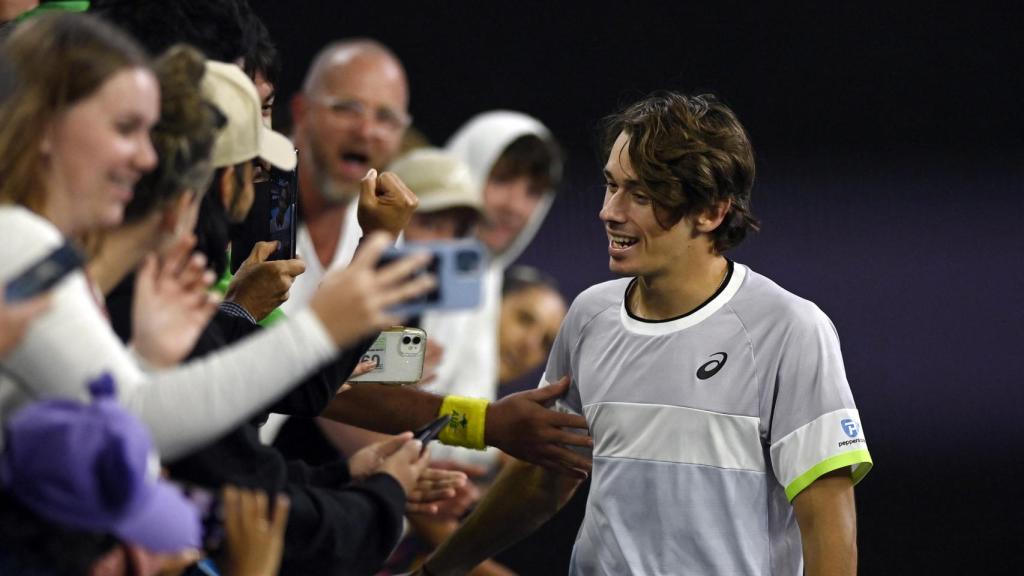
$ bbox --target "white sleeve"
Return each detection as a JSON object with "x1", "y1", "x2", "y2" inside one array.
[
  {"x1": 536, "y1": 300, "x2": 590, "y2": 456},
  {"x1": 1, "y1": 270, "x2": 135, "y2": 410},
  {"x1": 542, "y1": 297, "x2": 582, "y2": 417},
  {"x1": 766, "y1": 303, "x2": 872, "y2": 501},
  {"x1": 0, "y1": 208, "x2": 338, "y2": 460},
  {"x1": 125, "y1": 308, "x2": 336, "y2": 459}
]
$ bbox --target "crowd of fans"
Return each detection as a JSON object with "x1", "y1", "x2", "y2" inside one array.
[{"x1": 0, "y1": 2, "x2": 572, "y2": 575}]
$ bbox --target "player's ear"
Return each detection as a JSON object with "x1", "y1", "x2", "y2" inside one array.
[{"x1": 695, "y1": 198, "x2": 732, "y2": 233}]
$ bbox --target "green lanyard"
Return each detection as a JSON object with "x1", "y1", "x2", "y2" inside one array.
[{"x1": 14, "y1": 1, "x2": 91, "y2": 22}]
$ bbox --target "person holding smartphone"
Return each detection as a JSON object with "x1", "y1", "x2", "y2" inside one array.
[
  {"x1": 0, "y1": 11, "x2": 434, "y2": 464},
  {"x1": 91, "y1": 46, "x2": 441, "y2": 576},
  {"x1": 266, "y1": 38, "x2": 591, "y2": 484},
  {"x1": 314, "y1": 120, "x2": 592, "y2": 480}
]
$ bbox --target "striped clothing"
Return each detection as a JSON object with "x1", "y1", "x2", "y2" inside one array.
[{"x1": 546, "y1": 262, "x2": 871, "y2": 575}]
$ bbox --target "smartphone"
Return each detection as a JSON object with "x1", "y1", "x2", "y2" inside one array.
[
  {"x1": 265, "y1": 166, "x2": 298, "y2": 261},
  {"x1": 4, "y1": 243, "x2": 83, "y2": 302},
  {"x1": 350, "y1": 327, "x2": 427, "y2": 385},
  {"x1": 229, "y1": 165, "x2": 298, "y2": 273},
  {"x1": 378, "y1": 239, "x2": 487, "y2": 316},
  {"x1": 412, "y1": 413, "x2": 452, "y2": 454},
  {"x1": 172, "y1": 482, "x2": 225, "y2": 556}
]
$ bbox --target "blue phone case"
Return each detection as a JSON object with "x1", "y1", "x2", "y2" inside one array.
[
  {"x1": 381, "y1": 239, "x2": 487, "y2": 317},
  {"x1": 4, "y1": 243, "x2": 83, "y2": 302}
]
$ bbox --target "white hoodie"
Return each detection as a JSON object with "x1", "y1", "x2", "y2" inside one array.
[{"x1": 419, "y1": 111, "x2": 561, "y2": 466}]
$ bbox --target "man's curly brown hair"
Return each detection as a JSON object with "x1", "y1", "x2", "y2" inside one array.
[{"x1": 603, "y1": 92, "x2": 759, "y2": 253}]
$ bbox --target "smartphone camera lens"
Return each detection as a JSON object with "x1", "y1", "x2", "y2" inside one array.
[
  {"x1": 402, "y1": 336, "x2": 412, "y2": 344},
  {"x1": 412, "y1": 336, "x2": 421, "y2": 344},
  {"x1": 456, "y1": 250, "x2": 480, "y2": 273}
]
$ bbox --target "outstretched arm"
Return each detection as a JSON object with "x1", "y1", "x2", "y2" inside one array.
[
  {"x1": 321, "y1": 381, "x2": 444, "y2": 432},
  {"x1": 321, "y1": 377, "x2": 593, "y2": 477},
  {"x1": 419, "y1": 459, "x2": 582, "y2": 575},
  {"x1": 792, "y1": 468, "x2": 858, "y2": 576}
]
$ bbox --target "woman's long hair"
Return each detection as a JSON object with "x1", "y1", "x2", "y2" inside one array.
[{"x1": 0, "y1": 12, "x2": 149, "y2": 214}]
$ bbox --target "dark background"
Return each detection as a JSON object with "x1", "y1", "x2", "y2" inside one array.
[{"x1": 252, "y1": 2, "x2": 1024, "y2": 572}]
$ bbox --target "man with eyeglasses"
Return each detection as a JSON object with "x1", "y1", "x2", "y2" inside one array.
[
  {"x1": 267, "y1": 39, "x2": 593, "y2": 483},
  {"x1": 281, "y1": 39, "x2": 415, "y2": 317}
]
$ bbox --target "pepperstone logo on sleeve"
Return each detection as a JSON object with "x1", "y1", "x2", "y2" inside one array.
[
  {"x1": 696, "y1": 352, "x2": 728, "y2": 380},
  {"x1": 840, "y1": 418, "x2": 859, "y2": 438},
  {"x1": 837, "y1": 418, "x2": 865, "y2": 448}
]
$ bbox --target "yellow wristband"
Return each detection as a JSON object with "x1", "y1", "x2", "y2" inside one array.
[{"x1": 437, "y1": 395, "x2": 488, "y2": 450}]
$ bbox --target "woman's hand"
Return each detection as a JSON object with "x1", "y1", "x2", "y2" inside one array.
[{"x1": 131, "y1": 234, "x2": 218, "y2": 367}]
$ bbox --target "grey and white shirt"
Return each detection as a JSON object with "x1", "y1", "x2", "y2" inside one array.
[{"x1": 544, "y1": 262, "x2": 872, "y2": 575}]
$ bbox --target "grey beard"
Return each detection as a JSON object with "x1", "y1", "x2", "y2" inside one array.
[
  {"x1": 305, "y1": 146, "x2": 357, "y2": 206},
  {"x1": 316, "y1": 170, "x2": 357, "y2": 206}
]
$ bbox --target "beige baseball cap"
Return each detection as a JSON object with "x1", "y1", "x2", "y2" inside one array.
[
  {"x1": 201, "y1": 61, "x2": 296, "y2": 171},
  {"x1": 389, "y1": 148, "x2": 482, "y2": 214}
]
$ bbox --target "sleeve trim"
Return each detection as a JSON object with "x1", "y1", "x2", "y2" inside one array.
[{"x1": 784, "y1": 449, "x2": 873, "y2": 502}]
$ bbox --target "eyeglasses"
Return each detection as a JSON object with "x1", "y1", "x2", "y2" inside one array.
[{"x1": 309, "y1": 95, "x2": 412, "y2": 137}]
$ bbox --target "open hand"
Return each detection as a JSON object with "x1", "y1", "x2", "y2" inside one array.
[
  {"x1": 348, "y1": 432, "x2": 412, "y2": 481},
  {"x1": 405, "y1": 461, "x2": 472, "y2": 516},
  {"x1": 485, "y1": 376, "x2": 593, "y2": 478},
  {"x1": 407, "y1": 459, "x2": 485, "y2": 518},
  {"x1": 131, "y1": 234, "x2": 218, "y2": 367}
]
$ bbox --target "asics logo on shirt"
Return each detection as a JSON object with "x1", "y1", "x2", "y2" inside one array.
[{"x1": 696, "y1": 352, "x2": 728, "y2": 380}]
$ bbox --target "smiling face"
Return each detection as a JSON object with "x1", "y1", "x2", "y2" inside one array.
[
  {"x1": 43, "y1": 67, "x2": 160, "y2": 235},
  {"x1": 599, "y1": 130, "x2": 701, "y2": 279},
  {"x1": 479, "y1": 173, "x2": 546, "y2": 254},
  {"x1": 297, "y1": 50, "x2": 408, "y2": 204},
  {"x1": 498, "y1": 285, "x2": 567, "y2": 383}
]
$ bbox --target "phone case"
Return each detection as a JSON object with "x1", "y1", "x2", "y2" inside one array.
[
  {"x1": 229, "y1": 165, "x2": 298, "y2": 273},
  {"x1": 379, "y1": 239, "x2": 487, "y2": 317},
  {"x1": 266, "y1": 167, "x2": 297, "y2": 261},
  {"x1": 350, "y1": 327, "x2": 427, "y2": 384},
  {"x1": 4, "y1": 243, "x2": 83, "y2": 302}
]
